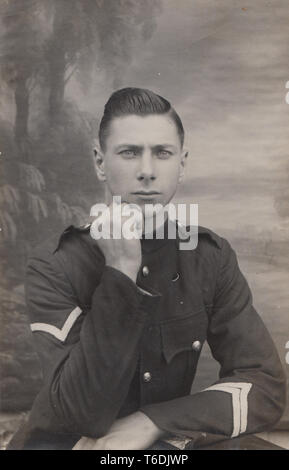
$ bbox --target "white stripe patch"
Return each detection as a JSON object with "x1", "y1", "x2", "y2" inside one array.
[
  {"x1": 30, "y1": 306, "x2": 82, "y2": 342},
  {"x1": 204, "y1": 382, "x2": 252, "y2": 437}
]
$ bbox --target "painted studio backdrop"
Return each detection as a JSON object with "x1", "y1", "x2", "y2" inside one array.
[{"x1": 0, "y1": 0, "x2": 289, "y2": 444}]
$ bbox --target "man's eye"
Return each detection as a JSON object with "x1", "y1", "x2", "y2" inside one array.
[
  {"x1": 119, "y1": 150, "x2": 137, "y2": 158},
  {"x1": 157, "y1": 150, "x2": 172, "y2": 159}
]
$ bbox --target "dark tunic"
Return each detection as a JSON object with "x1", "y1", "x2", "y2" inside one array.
[{"x1": 8, "y1": 221, "x2": 286, "y2": 449}]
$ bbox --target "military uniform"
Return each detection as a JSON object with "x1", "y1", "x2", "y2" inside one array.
[{"x1": 8, "y1": 219, "x2": 286, "y2": 449}]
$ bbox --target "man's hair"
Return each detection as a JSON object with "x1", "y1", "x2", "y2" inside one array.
[{"x1": 99, "y1": 87, "x2": 184, "y2": 151}]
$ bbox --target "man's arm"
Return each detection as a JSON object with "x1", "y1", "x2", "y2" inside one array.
[
  {"x1": 72, "y1": 411, "x2": 165, "y2": 450},
  {"x1": 25, "y1": 248, "x2": 160, "y2": 442},
  {"x1": 138, "y1": 238, "x2": 286, "y2": 447}
]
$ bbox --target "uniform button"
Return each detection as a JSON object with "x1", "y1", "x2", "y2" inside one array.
[
  {"x1": 143, "y1": 371, "x2": 152, "y2": 382},
  {"x1": 142, "y1": 266, "x2": 149, "y2": 277},
  {"x1": 192, "y1": 340, "x2": 201, "y2": 351}
]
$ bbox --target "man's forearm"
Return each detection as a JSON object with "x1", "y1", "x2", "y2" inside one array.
[{"x1": 73, "y1": 411, "x2": 166, "y2": 450}]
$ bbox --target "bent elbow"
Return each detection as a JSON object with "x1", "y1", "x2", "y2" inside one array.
[
  {"x1": 271, "y1": 370, "x2": 287, "y2": 426},
  {"x1": 259, "y1": 369, "x2": 287, "y2": 431}
]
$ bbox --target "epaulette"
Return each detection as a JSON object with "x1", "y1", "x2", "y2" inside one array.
[
  {"x1": 176, "y1": 222, "x2": 222, "y2": 250},
  {"x1": 52, "y1": 220, "x2": 93, "y2": 254},
  {"x1": 76, "y1": 222, "x2": 92, "y2": 231},
  {"x1": 197, "y1": 225, "x2": 223, "y2": 249}
]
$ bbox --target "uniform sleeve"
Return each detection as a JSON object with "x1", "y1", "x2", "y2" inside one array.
[
  {"x1": 25, "y1": 253, "x2": 160, "y2": 440},
  {"x1": 140, "y1": 238, "x2": 287, "y2": 447}
]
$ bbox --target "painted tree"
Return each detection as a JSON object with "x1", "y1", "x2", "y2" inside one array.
[
  {"x1": 0, "y1": 1, "x2": 50, "y2": 262},
  {"x1": 0, "y1": 0, "x2": 162, "y2": 261},
  {"x1": 45, "y1": 0, "x2": 162, "y2": 122},
  {"x1": 0, "y1": 0, "x2": 46, "y2": 157}
]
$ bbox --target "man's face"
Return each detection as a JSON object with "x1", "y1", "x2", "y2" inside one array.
[{"x1": 95, "y1": 114, "x2": 187, "y2": 212}]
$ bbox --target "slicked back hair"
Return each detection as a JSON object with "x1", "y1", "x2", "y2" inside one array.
[{"x1": 99, "y1": 87, "x2": 184, "y2": 151}]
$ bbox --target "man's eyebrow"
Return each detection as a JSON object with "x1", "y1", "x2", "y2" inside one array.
[
  {"x1": 153, "y1": 144, "x2": 178, "y2": 150},
  {"x1": 114, "y1": 144, "x2": 178, "y2": 152},
  {"x1": 115, "y1": 144, "x2": 143, "y2": 151}
]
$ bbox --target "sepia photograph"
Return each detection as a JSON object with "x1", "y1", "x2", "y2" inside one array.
[{"x1": 0, "y1": 0, "x2": 288, "y2": 452}]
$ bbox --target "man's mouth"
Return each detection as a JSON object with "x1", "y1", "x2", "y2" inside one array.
[{"x1": 131, "y1": 191, "x2": 161, "y2": 196}]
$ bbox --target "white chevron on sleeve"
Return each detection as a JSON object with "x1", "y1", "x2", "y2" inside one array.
[
  {"x1": 203, "y1": 382, "x2": 252, "y2": 437},
  {"x1": 30, "y1": 306, "x2": 82, "y2": 342}
]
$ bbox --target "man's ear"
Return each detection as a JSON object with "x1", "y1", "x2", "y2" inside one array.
[
  {"x1": 93, "y1": 140, "x2": 106, "y2": 182},
  {"x1": 179, "y1": 148, "x2": 188, "y2": 182}
]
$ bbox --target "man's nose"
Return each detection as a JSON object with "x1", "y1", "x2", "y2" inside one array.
[{"x1": 136, "y1": 152, "x2": 156, "y2": 181}]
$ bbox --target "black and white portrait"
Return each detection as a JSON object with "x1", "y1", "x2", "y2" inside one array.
[{"x1": 0, "y1": 0, "x2": 288, "y2": 451}]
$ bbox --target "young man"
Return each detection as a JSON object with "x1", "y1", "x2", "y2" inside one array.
[{"x1": 9, "y1": 88, "x2": 286, "y2": 450}]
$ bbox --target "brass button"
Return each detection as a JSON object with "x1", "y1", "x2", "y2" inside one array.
[
  {"x1": 142, "y1": 266, "x2": 149, "y2": 277},
  {"x1": 192, "y1": 340, "x2": 201, "y2": 352},
  {"x1": 143, "y1": 371, "x2": 152, "y2": 382}
]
